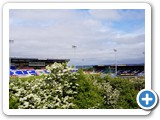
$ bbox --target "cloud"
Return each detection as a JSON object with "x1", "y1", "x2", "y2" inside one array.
[
  {"x1": 89, "y1": 9, "x2": 121, "y2": 21},
  {"x1": 9, "y1": 9, "x2": 145, "y2": 65}
]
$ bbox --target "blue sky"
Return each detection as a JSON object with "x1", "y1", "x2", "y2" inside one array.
[{"x1": 9, "y1": 9, "x2": 145, "y2": 66}]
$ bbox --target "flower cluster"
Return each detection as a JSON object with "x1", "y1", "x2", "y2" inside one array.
[
  {"x1": 9, "y1": 62, "x2": 79, "y2": 109},
  {"x1": 93, "y1": 81, "x2": 120, "y2": 108}
]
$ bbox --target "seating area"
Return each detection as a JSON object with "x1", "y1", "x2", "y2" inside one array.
[
  {"x1": 10, "y1": 69, "x2": 50, "y2": 77},
  {"x1": 9, "y1": 57, "x2": 70, "y2": 77},
  {"x1": 117, "y1": 70, "x2": 144, "y2": 76}
]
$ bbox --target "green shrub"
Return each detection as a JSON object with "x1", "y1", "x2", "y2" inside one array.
[
  {"x1": 9, "y1": 63, "x2": 144, "y2": 109},
  {"x1": 103, "y1": 76, "x2": 144, "y2": 109},
  {"x1": 73, "y1": 70, "x2": 120, "y2": 109},
  {"x1": 73, "y1": 70, "x2": 104, "y2": 109}
]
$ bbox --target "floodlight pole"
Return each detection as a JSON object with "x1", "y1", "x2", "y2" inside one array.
[
  {"x1": 82, "y1": 59, "x2": 84, "y2": 69},
  {"x1": 9, "y1": 40, "x2": 14, "y2": 43},
  {"x1": 72, "y1": 45, "x2": 77, "y2": 67},
  {"x1": 143, "y1": 52, "x2": 145, "y2": 55},
  {"x1": 113, "y1": 49, "x2": 117, "y2": 75},
  {"x1": 143, "y1": 52, "x2": 145, "y2": 63},
  {"x1": 143, "y1": 51, "x2": 145, "y2": 75}
]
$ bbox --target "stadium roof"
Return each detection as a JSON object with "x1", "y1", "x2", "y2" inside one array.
[{"x1": 10, "y1": 57, "x2": 70, "y2": 62}]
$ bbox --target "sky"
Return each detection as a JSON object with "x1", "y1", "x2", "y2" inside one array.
[{"x1": 9, "y1": 9, "x2": 145, "y2": 66}]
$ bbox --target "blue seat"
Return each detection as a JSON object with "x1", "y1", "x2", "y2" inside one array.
[
  {"x1": 22, "y1": 70, "x2": 29, "y2": 75},
  {"x1": 15, "y1": 70, "x2": 23, "y2": 75},
  {"x1": 10, "y1": 66, "x2": 16, "y2": 70},
  {"x1": 44, "y1": 69, "x2": 50, "y2": 74},
  {"x1": 27, "y1": 70, "x2": 37, "y2": 75},
  {"x1": 10, "y1": 71, "x2": 14, "y2": 76}
]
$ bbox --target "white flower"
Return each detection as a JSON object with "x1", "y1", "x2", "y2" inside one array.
[
  {"x1": 24, "y1": 102, "x2": 29, "y2": 107},
  {"x1": 73, "y1": 91, "x2": 78, "y2": 94},
  {"x1": 15, "y1": 93, "x2": 20, "y2": 97},
  {"x1": 55, "y1": 102, "x2": 60, "y2": 107},
  {"x1": 75, "y1": 83, "x2": 79, "y2": 86},
  {"x1": 42, "y1": 106, "x2": 47, "y2": 109},
  {"x1": 19, "y1": 98, "x2": 24, "y2": 102}
]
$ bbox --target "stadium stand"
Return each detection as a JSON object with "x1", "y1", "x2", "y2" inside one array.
[
  {"x1": 10, "y1": 57, "x2": 70, "y2": 77},
  {"x1": 92, "y1": 64, "x2": 144, "y2": 76}
]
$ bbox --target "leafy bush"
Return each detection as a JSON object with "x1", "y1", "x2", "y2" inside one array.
[
  {"x1": 73, "y1": 70, "x2": 120, "y2": 109},
  {"x1": 130, "y1": 77, "x2": 145, "y2": 91},
  {"x1": 9, "y1": 63, "x2": 145, "y2": 109},
  {"x1": 73, "y1": 70, "x2": 104, "y2": 109},
  {"x1": 103, "y1": 75, "x2": 145, "y2": 109}
]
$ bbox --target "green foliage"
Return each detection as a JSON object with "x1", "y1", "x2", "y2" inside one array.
[
  {"x1": 73, "y1": 69, "x2": 104, "y2": 109},
  {"x1": 103, "y1": 76, "x2": 145, "y2": 109},
  {"x1": 9, "y1": 63, "x2": 145, "y2": 109},
  {"x1": 73, "y1": 70, "x2": 120, "y2": 109},
  {"x1": 130, "y1": 77, "x2": 145, "y2": 91},
  {"x1": 9, "y1": 95, "x2": 19, "y2": 109}
]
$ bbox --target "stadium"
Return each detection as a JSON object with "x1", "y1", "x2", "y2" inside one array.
[{"x1": 10, "y1": 57, "x2": 144, "y2": 77}]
